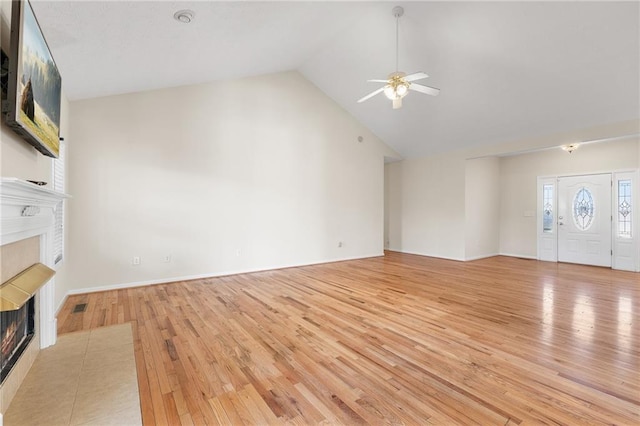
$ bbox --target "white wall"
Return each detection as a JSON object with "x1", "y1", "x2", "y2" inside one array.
[
  {"x1": 499, "y1": 137, "x2": 639, "y2": 258},
  {"x1": 57, "y1": 71, "x2": 398, "y2": 294},
  {"x1": 465, "y1": 157, "x2": 500, "y2": 260}
]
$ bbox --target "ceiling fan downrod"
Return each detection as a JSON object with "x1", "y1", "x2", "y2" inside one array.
[{"x1": 393, "y1": 6, "x2": 404, "y2": 73}]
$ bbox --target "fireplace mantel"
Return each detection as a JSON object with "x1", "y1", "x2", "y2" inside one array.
[
  {"x1": 0, "y1": 177, "x2": 68, "y2": 351},
  {"x1": 1, "y1": 178, "x2": 68, "y2": 247}
]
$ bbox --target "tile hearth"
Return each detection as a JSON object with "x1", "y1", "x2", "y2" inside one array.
[{"x1": 3, "y1": 323, "x2": 141, "y2": 426}]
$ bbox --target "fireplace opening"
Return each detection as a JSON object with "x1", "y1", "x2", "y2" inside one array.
[{"x1": 1, "y1": 296, "x2": 35, "y2": 384}]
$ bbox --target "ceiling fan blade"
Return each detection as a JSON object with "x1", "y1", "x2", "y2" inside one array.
[
  {"x1": 409, "y1": 83, "x2": 440, "y2": 96},
  {"x1": 357, "y1": 86, "x2": 386, "y2": 103},
  {"x1": 367, "y1": 79, "x2": 390, "y2": 83},
  {"x1": 404, "y1": 72, "x2": 429, "y2": 82}
]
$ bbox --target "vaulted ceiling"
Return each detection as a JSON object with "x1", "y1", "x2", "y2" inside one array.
[{"x1": 29, "y1": 1, "x2": 640, "y2": 158}]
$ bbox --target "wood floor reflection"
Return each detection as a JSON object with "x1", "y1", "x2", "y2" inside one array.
[{"x1": 57, "y1": 252, "x2": 639, "y2": 425}]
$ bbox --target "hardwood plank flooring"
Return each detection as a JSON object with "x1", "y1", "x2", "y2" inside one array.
[{"x1": 57, "y1": 252, "x2": 639, "y2": 425}]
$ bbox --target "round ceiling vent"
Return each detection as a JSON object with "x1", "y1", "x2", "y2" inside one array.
[{"x1": 174, "y1": 10, "x2": 194, "y2": 24}]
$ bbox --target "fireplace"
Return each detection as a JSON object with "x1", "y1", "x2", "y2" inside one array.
[
  {"x1": 0, "y1": 297, "x2": 35, "y2": 384},
  {"x1": 0, "y1": 178, "x2": 67, "y2": 419}
]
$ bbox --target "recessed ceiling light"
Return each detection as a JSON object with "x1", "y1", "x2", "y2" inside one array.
[{"x1": 174, "y1": 10, "x2": 194, "y2": 24}]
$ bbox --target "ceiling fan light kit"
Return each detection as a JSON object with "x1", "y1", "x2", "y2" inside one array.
[
  {"x1": 358, "y1": 6, "x2": 440, "y2": 109},
  {"x1": 384, "y1": 74, "x2": 409, "y2": 110}
]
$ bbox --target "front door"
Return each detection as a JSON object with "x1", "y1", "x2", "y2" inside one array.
[{"x1": 558, "y1": 174, "x2": 612, "y2": 267}]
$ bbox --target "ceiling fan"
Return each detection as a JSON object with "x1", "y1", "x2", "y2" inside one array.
[{"x1": 358, "y1": 6, "x2": 440, "y2": 109}]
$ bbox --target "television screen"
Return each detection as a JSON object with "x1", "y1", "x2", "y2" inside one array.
[{"x1": 5, "y1": 0, "x2": 62, "y2": 158}]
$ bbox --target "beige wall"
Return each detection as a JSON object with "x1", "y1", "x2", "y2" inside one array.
[
  {"x1": 386, "y1": 152, "x2": 467, "y2": 260},
  {"x1": 57, "y1": 71, "x2": 398, "y2": 294},
  {"x1": 465, "y1": 157, "x2": 500, "y2": 260},
  {"x1": 385, "y1": 120, "x2": 640, "y2": 261},
  {"x1": 0, "y1": 124, "x2": 51, "y2": 181},
  {"x1": 384, "y1": 162, "x2": 400, "y2": 251},
  {"x1": 499, "y1": 137, "x2": 640, "y2": 258}
]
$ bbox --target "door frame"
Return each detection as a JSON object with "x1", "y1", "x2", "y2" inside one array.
[{"x1": 536, "y1": 169, "x2": 640, "y2": 272}]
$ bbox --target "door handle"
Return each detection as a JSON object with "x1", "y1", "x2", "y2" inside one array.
[{"x1": 559, "y1": 222, "x2": 564, "y2": 225}]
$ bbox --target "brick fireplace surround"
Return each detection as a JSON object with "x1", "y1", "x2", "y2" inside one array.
[{"x1": 0, "y1": 178, "x2": 67, "y2": 425}]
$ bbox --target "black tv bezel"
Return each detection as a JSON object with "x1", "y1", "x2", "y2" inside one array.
[{"x1": 4, "y1": 0, "x2": 61, "y2": 158}]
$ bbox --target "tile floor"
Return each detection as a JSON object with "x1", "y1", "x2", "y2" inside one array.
[{"x1": 3, "y1": 323, "x2": 141, "y2": 426}]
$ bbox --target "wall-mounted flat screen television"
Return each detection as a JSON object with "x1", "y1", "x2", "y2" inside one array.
[{"x1": 5, "y1": 0, "x2": 62, "y2": 158}]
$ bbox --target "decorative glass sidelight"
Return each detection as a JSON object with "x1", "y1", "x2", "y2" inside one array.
[
  {"x1": 542, "y1": 184, "x2": 553, "y2": 232},
  {"x1": 573, "y1": 187, "x2": 594, "y2": 231},
  {"x1": 618, "y1": 180, "x2": 632, "y2": 238}
]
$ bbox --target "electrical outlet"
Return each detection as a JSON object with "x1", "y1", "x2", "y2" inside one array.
[
  {"x1": 236, "y1": 248, "x2": 241, "y2": 256},
  {"x1": 338, "y1": 241, "x2": 343, "y2": 248},
  {"x1": 132, "y1": 256, "x2": 141, "y2": 266},
  {"x1": 163, "y1": 255, "x2": 171, "y2": 263}
]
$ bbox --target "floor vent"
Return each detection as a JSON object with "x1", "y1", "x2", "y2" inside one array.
[{"x1": 72, "y1": 303, "x2": 87, "y2": 313}]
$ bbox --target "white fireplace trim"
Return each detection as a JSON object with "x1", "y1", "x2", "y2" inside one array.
[{"x1": 1, "y1": 177, "x2": 68, "y2": 349}]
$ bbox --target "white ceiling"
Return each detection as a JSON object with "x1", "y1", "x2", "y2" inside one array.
[{"x1": 30, "y1": 1, "x2": 640, "y2": 158}]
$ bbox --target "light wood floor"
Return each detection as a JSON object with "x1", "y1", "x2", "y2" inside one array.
[{"x1": 57, "y1": 252, "x2": 639, "y2": 425}]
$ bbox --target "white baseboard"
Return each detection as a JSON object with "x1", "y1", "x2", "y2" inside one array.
[
  {"x1": 499, "y1": 252, "x2": 537, "y2": 260},
  {"x1": 385, "y1": 249, "x2": 540, "y2": 262},
  {"x1": 464, "y1": 253, "x2": 500, "y2": 261},
  {"x1": 65, "y1": 252, "x2": 384, "y2": 296},
  {"x1": 385, "y1": 249, "x2": 466, "y2": 262}
]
